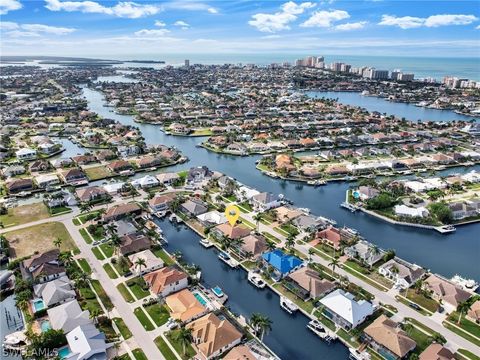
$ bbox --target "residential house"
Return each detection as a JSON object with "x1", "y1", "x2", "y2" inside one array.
[
  {"x1": 319, "y1": 289, "x2": 374, "y2": 330},
  {"x1": 197, "y1": 211, "x2": 227, "y2": 227},
  {"x1": 250, "y1": 192, "x2": 281, "y2": 212},
  {"x1": 35, "y1": 174, "x2": 60, "y2": 188},
  {"x1": 394, "y1": 205, "x2": 429, "y2": 218},
  {"x1": 47, "y1": 299, "x2": 91, "y2": 333},
  {"x1": 149, "y1": 193, "x2": 175, "y2": 213},
  {"x1": 187, "y1": 313, "x2": 243, "y2": 360},
  {"x1": 1, "y1": 165, "x2": 25, "y2": 177},
  {"x1": 315, "y1": 226, "x2": 350, "y2": 250},
  {"x1": 144, "y1": 266, "x2": 189, "y2": 297},
  {"x1": 61, "y1": 168, "x2": 88, "y2": 186},
  {"x1": 75, "y1": 186, "x2": 109, "y2": 203},
  {"x1": 364, "y1": 315, "x2": 416, "y2": 359},
  {"x1": 156, "y1": 172, "x2": 180, "y2": 185},
  {"x1": 6, "y1": 178, "x2": 34, "y2": 194},
  {"x1": 211, "y1": 223, "x2": 251, "y2": 240},
  {"x1": 378, "y1": 258, "x2": 426, "y2": 289},
  {"x1": 223, "y1": 345, "x2": 257, "y2": 360},
  {"x1": 357, "y1": 186, "x2": 380, "y2": 200},
  {"x1": 65, "y1": 323, "x2": 110, "y2": 360},
  {"x1": 186, "y1": 166, "x2": 212, "y2": 187},
  {"x1": 107, "y1": 160, "x2": 133, "y2": 173},
  {"x1": 103, "y1": 203, "x2": 142, "y2": 222},
  {"x1": 71, "y1": 155, "x2": 97, "y2": 166},
  {"x1": 285, "y1": 267, "x2": 335, "y2": 300},
  {"x1": 180, "y1": 199, "x2": 208, "y2": 217},
  {"x1": 423, "y1": 275, "x2": 471, "y2": 308},
  {"x1": 165, "y1": 289, "x2": 208, "y2": 323},
  {"x1": 467, "y1": 300, "x2": 480, "y2": 322},
  {"x1": 119, "y1": 233, "x2": 151, "y2": 256},
  {"x1": 262, "y1": 250, "x2": 303, "y2": 279},
  {"x1": 29, "y1": 160, "x2": 50, "y2": 172},
  {"x1": 235, "y1": 234, "x2": 267, "y2": 259},
  {"x1": 33, "y1": 276, "x2": 75, "y2": 308},
  {"x1": 15, "y1": 148, "x2": 36, "y2": 160},
  {"x1": 21, "y1": 249, "x2": 65, "y2": 283},
  {"x1": 448, "y1": 202, "x2": 478, "y2": 220},
  {"x1": 344, "y1": 240, "x2": 384, "y2": 266},
  {"x1": 293, "y1": 214, "x2": 326, "y2": 232},
  {"x1": 419, "y1": 344, "x2": 455, "y2": 360},
  {"x1": 131, "y1": 175, "x2": 160, "y2": 189},
  {"x1": 128, "y1": 250, "x2": 163, "y2": 275}
]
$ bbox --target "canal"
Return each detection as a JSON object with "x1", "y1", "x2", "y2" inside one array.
[
  {"x1": 155, "y1": 218, "x2": 349, "y2": 360},
  {"x1": 81, "y1": 86, "x2": 480, "y2": 280}
]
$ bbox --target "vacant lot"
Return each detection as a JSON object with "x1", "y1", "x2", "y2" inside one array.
[
  {"x1": 5, "y1": 222, "x2": 76, "y2": 258},
  {"x1": 84, "y1": 166, "x2": 113, "y2": 181},
  {"x1": 0, "y1": 203, "x2": 50, "y2": 227}
]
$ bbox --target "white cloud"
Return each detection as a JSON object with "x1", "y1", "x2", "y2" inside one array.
[
  {"x1": 45, "y1": 0, "x2": 161, "y2": 18},
  {"x1": 301, "y1": 9, "x2": 350, "y2": 28},
  {"x1": 154, "y1": 20, "x2": 166, "y2": 27},
  {"x1": 335, "y1": 21, "x2": 367, "y2": 31},
  {"x1": 174, "y1": 20, "x2": 190, "y2": 29},
  {"x1": 207, "y1": 7, "x2": 217, "y2": 14},
  {"x1": 249, "y1": 1, "x2": 315, "y2": 33},
  {"x1": 379, "y1": 14, "x2": 478, "y2": 29},
  {"x1": 164, "y1": 1, "x2": 218, "y2": 14},
  {"x1": 0, "y1": 21, "x2": 75, "y2": 36},
  {"x1": 424, "y1": 14, "x2": 477, "y2": 27},
  {"x1": 0, "y1": 0, "x2": 22, "y2": 15},
  {"x1": 134, "y1": 28, "x2": 170, "y2": 36},
  {"x1": 476, "y1": 24, "x2": 480, "y2": 30}
]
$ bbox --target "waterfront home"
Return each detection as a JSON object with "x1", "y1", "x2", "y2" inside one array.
[
  {"x1": 186, "y1": 166, "x2": 212, "y2": 187},
  {"x1": 65, "y1": 323, "x2": 110, "y2": 360},
  {"x1": 394, "y1": 205, "x2": 429, "y2": 218},
  {"x1": 33, "y1": 275, "x2": 75, "y2": 308},
  {"x1": 319, "y1": 289, "x2": 374, "y2": 330},
  {"x1": 275, "y1": 206, "x2": 303, "y2": 223},
  {"x1": 378, "y1": 258, "x2": 426, "y2": 289},
  {"x1": 30, "y1": 159, "x2": 51, "y2": 172},
  {"x1": 357, "y1": 186, "x2": 380, "y2": 200},
  {"x1": 95, "y1": 149, "x2": 117, "y2": 161},
  {"x1": 107, "y1": 160, "x2": 133, "y2": 173},
  {"x1": 144, "y1": 266, "x2": 188, "y2": 297},
  {"x1": 197, "y1": 211, "x2": 227, "y2": 227},
  {"x1": 261, "y1": 250, "x2": 303, "y2": 279},
  {"x1": 128, "y1": 249, "x2": 163, "y2": 275},
  {"x1": 250, "y1": 192, "x2": 281, "y2": 212},
  {"x1": 293, "y1": 214, "x2": 326, "y2": 232},
  {"x1": 46, "y1": 190, "x2": 77, "y2": 208},
  {"x1": 235, "y1": 233, "x2": 267, "y2": 259},
  {"x1": 21, "y1": 249, "x2": 65, "y2": 283},
  {"x1": 180, "y1": 198, "x2": 208, "y2": 217},
  {"x1": 117, "y1": 144, "x2": 141, "y2": 158},
  {"x1": 75, "y1": 186, "x2": 109, "y2": 203},
  {"x1": 315, "y1": 226, "x2": 349, "y2": 250},
  {"x1": 275, "y1": 154, "x2": 296, "y2": 173},
  {"x1": 285, "y1": 267, "x2": 335, "y2": 300},
  {"x1": 235, "y1": 185, "x2": 260, "y2": 201},
  {"x1": 165, "y1": 289, "x2": 208, "y2": 323},
  {"x1": 344, "y1": 240, "x2": 384, "y2": 267},
  {"x1": 15, "y1": 148, "x2": 36, "y2": 160},
  {"x1": 467, "y1": 300, "x2": 480, "y2": 322},
  {"x1": 71, "y1": 155, "x2": 97, "y2": 165},
  {"x1": 35, "y1": 174, "x2": 60, "y2": 188},
  {"x1": 148, "y1": 193, "x2": 175, "y2": 213},
  {"x1": 60, "y1": 168, "x2": 88, "y2": 186},
  {"x1": 187, "y1": 313, "x2": 243, "y2": 360},
  {"x1": 211, "y1": 223, "x2": 251, "y2": 240},
  {"x1": 156, "y1": 172, "x2": 180, "y2": 185},
  {"x1": 224, "y1": 345, "x2": 257, "y2": 360},
  {"x1": 136, "y1": 155, "x2": 164, "y2": 169},
  {"x1": 6, "y1": 178, "x2": 34, "y2": 194},
  {"x1": 51, "y1": 157, "x2": 73, "y2": 168},
  {"x1": 131, "y1": 175, "x2": 160, "y2": 189},
  {"x1": 448, "y1": 201, "x2": 478, "y2": 220},
  {"x1": 419, "y1": 343, "x2": 455, "y2": 360},
  {"x1": 1, "y1": 164, "x2": 25, "y2": 177},
  {"x1": 423, "y1": 274, "x2": 471, "y2": 309},
  {"x1": 363, "y1": 315, "x2": 416, "y2": 359},
  {"x1": 47, "y1": 299, "x2": 91, "y2": 333},
  {"x1": 119, "y1": 233, "x2": 151, "y2": 256},
  {"x1": 103, "y1": 203, "x2": 142, "y2": 222}
]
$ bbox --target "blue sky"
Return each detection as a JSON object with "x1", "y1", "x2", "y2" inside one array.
[{"x1": 0, "y1": 0, "x2": 479, "y2": 58}]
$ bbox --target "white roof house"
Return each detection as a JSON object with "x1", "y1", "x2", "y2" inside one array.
[
  {"x1": 102, "y1": 182, "x2": 125, "y2": 194},
  {"x1": 319, "y1": 289, "x2": 374, "y2": 330},
  {"x1": 15, "y1": 148, "x2": 37, "y2": 159},
  {"x1": 131, "y1": 175, "x2": 159, "y2": 188},
  {"x1": 47, "y1": 300, "x2": 91, "y2": 333},
  {"x1": 35, "y1": 174, "x2": 60, "y2": 187},
  {"x1": 65, "y1": 323, "x2": 110, "y2": 360},
  {"x1": 394, "y1": 205, "x2": 429, "y2": 218},
  {"x1": 128, "y1": 249, "x2": 164, "y2": 275},
  {"x1": 197, "y1": 211, "x2": 227, "y2": 225},
  {"x1": 33, "y1": 275, "x2": 75, "y2": 307},
  {"x1": 235, "y1": 185, "x2": 260, "y2": 201}
]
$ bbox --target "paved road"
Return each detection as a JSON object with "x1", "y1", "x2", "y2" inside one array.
[{"x1": 240, "y1": 210, "x2": 480, "y2": 355}]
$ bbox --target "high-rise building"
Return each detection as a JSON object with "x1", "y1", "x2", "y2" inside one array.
[
  {"x1": 184, "y1": 59, "x2": 190, "y2": 67},
  {"x1": 398, "y1": 73, "x2": 414, "y2": 81}
]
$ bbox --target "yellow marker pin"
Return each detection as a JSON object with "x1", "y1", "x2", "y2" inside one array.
[{"x1": 225, "y1": 204, "x2": 240, "y2": 227}]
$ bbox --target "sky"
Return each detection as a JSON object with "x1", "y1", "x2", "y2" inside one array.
[{"x1": 0, "y1": 0, "x2": 479, "y2": 58}]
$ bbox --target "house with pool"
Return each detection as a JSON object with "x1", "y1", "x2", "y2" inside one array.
[
  {"x1": 165, "y1": 288, "x2": 209, "y2": 323},
  {"x1": 261, "y1": 249, "x2": 303, "y2": 281}
]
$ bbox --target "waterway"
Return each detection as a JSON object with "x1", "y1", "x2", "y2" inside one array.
[
  {"x1": 0, "y1": 294, "x2": 24, "y2": 360},
  {"x1": 156, "y1": 218, "x2": 349, "y2": 360},
  {"x1": 81, "y1": 85, "x2": 480, "y2": 280}
]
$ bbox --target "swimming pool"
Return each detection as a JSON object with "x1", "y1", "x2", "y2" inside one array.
[
  {"x1": 193, "y1": 291, "x2": 208, "y2": 306},
  {"x1": 57, "y1": 346, "x2": 71, "y2": 359},
  {"x1": 32, "y1": 299, "x2": 46, "y2": 312},
  {"x1": 353, "y1": 191, "x2": 360, "y2": 199},
  {"x1": 41, "y1": 320, "x2": 51, "y2": 332}
]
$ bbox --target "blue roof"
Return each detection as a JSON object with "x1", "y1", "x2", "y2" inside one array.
[{"x1": 262, "y1": 249, "x2": 302, "y2": 274}]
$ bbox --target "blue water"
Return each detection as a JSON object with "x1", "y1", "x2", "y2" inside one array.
[
  {"x1": 41, "y1": 320, "x2": 51, "y2": 332},
  {"x1": 193, "y1": 291, "x2": 208, "y2": 306},
  {"x1": 58, "y1": 347, "x2": 71, "y2": 359},
  {"x1": 33, "y1": 299, "x2": 46, "y2": 312}
]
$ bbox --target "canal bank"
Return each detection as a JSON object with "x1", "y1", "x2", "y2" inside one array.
[{"x1": 155, "y1": 217, "x2": 349, "y2": 360}]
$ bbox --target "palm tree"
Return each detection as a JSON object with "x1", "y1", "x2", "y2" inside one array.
[
  {"x1": 74, "y1": 272, "x2": 91, "y2": 287},
  {"x1": 106, "y1": 223, "x2": 117, "y2": 236},
  {"x1": 328, "y1": 258, "x2": 339, "y2": 276},
  {"x1": 250, "y1": 313, "x2": 272, "y2": 341},
  {"x1": 308, "y1": 248, "x2": 315, "y2": 262},
  {"x1": 253, "y1": 213, "x2": 263, "y2": 232},
  {"x1": 90, "y1": 308, "x2": 101, "y2": 324},
  {"x1": 110, "y1": 234, "x2": 122, "y2": 257},
  {"x1": 456, "y1": 301, "x2": 470, "y2": 325},
  {"x1": 172, "y1": 326, "x2": 193, "y2": 356},
  {"x1": 59, "y1": 252, "x2": 73, "y2": 266},
  {"x1": 266, "y1": 241, "x2": 276, "y2": 252},
  {"x1": 134, "y1": 258, "x2": 147, "y2": 274},
  {"x1": 80, "y1": 203, "x2": 92, "y2": 214},
  {"x1": 403, "y1": 323, "x2": 413, "y2": 336},
  {"x1": 53, "y1": 238, "x2": 63, "y2": 249},
  {"x1": 285, "y1": 234, "x2": 295, "y2": 249}
]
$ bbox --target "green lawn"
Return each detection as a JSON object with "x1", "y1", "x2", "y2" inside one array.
[
  {"x1": 403, "y1": 325, "x2": 433, "y2": 355},
  {"x1": 127, "y1": 279, "x2": 151, "y2": 300},
  {"x1": 78, "y1": 286, "x2": 104, "y2": 315},
  {"x1": 117, "y1": 283, "x2": 135, "y2": 303},
  {"x1": 113, "y1": 317, "x2": 132, "y2": 340},
  {"x1": 152, "y1": 247, "x2": 175, "y2": 266},
  {"x1": 456, "y1": 349, "x2": 480, "y2": 360},
  {"x1": 237, "y1": 201, "x2": 253, "y2": 213},
  {"x1": 49, "y1": 206, "x2": 72, "y2": 215},
  {"x1": 132, "y1": 349, "x2": 148, "y2": 360},
  {"x1": 0, "y1": 202, "x2": 50, "y2": 227},
  {"x1": 103, "y1": 263, "x2": 119, "y2": 279},
  {"x1": 84, "y1": 165, "x2": 113, "y2": 180},
  {"x1": 404, "y1": 289, "x2": 439, "y2": 313},
  {"x1": 91, "y1": 247, "x2": 105, "y2": 260},
  {"x1": 144, "y1": 304, "x2": 170, "y2": 327},
  {"x1": 447, "y1": 312, "x2": 480, "y2": 338},
  {"x1": 99, "y1": 242, "x2": 114, "y2": 258},
  {"x1": 342, "y1": 264, "x2": 389, "y2": 292},
  {"x1": 77, "y1": 258, "x2": 92, "y2": 274},
  {"x1": 91, "y1": 280, "x2": 114, "y2": 310},
  {"x1": 154, "y1": 336, "x2": 178, "y2": 360},
  {"x1": 74, "y1": 211, "x2": 101, "y2": 225},
  {"x1": 134, "y1": 307, "x2": 155, "y2": 331},
  {"x1": 167, "y1": 330, "x2": 196, "y2": 360},
  {"x1": 273, "y1": 283, "x2": 315, "y2": 314},
  {"x1": 79, "y1": 228, "x2": 93, "y2": 244},
  {"x1": 261, "y1": 231, "x2": 281, "y2": 244},
  {"x1": 444, "y1": 320, "x2": 480, "y2": 347},
  {"x1": 87, "y1": 226, "x2": 105, "y2": 241}
]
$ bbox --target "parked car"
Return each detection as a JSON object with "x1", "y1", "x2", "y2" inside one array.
[{"x1": 409, "y1": 303, "x2": 421, "y2": 310}]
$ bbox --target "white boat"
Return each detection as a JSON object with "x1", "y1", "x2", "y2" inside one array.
[
  {"x1": 340, "y1": 202, "x2": 358, "y2": 212},
  {"x1": 435, "y1": 225, "x2": 456, "y2": 234},
  {"x1": 280, "y1": 296, "x2": 298, "y2": 314},
  {"x1": 450, "y1": 275, "x2": 479, "y2": 292},
  {"x1": 349, "y1": 348, "x2": 371, "y2": 360},
  {"x1": 2, "y1": 331, "x2": 27, "y2": 350},
  {"x1": 307, "y1": 319, "x2": 332, "y2": 340},
  {"x1": 319, "y1": 216, "x2": 337, "y2": 226},
  {"x1": 248, "y1": 272, "x2": 266, "y2": 289},
  {"x1": 199, "y1": 239, "x2": 213, "y2": 248}
]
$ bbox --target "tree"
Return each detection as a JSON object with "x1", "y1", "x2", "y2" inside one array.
[
  {"x1": 172, "y1": 327, "x2": 193, "y2": 356},
  {"x1": 266, "y1": 240, "x2": 276, "y2": 252},
  {"x1": 308, "y1": 248, "x2": 315, "y2": 262},
  {"x1": 80, "y1": 203, "x2": 92, "y2": 214},
  {"x1": 59, "y1": 252, "x2": 73, "y2": 266},
  {"x1": 328, "y1": 258, "x2": 339, "y2": 276},
  {"x1": 403, "y1": 322, "x2": 413, "y2": 336},
  {"x1": 53, "y1": 238, "x2": 62, "y2": 249},
  {"x1": 253, "y1": 213, "x2": 263, "y2": 232},
  {"x1": 134, "y1": 258, "x2": 147, "y2": 274},
  {"x1": 250, "y1": 313, "x2": 272, "y2": 341},
  {"x1": 90, "y1": 308, "x2": 101, "y2": 324},
  {"x1": 285, "y1": 234, "x2": 295, "y2": 249},
  {"x1": 456, "y1": 301, "x2": 470, "y2": 325},
  {"x1": 110, "y1": 234, "x2": 122, "y2": 257}
]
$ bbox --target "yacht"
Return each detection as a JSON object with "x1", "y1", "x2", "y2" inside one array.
[
  {"x1": 306, "y1": 319, "x2": 332, "y2": 341},
  {"x1": 349, "y1": 348, "x2": 371, "y2": 360},
  {"x1": 2, "y1": 331, "x2": 27, "y2": 351},
  {"x1": 340, "y1": 202, "x2": 358, "y2": 212},
  {"x1": 247, "y1": 272, "x2": 266, "y2": 289},
  {"x1": 199, "y1": 238, "x2": 213, "y2": 248},
  {"x1": 280, "y1": 296, "x2": 298, "y2": 314},
  {"x1": 450, "y1": 275, "x2": 479, "y2": 292},
  {"x1": 211, "y1": 286, "x2": 224, "y2": 298}
]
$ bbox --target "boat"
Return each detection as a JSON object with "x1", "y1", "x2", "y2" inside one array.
[
  {"x1": 307, "y1": 180, "x2": 326, "y2": 186},
  {"x1": 319, "y1": 216, "x2": 336, "y2": 226},
  {"x1": 280, "y1": 296, "x2": 298, "y2": 314},
  {"x1": 2, "y1": 331, "x2": 27, "y2": 351},
  {"x1": 450, "y1": 275, "x2": 479, "y2": 292},
  {"x1": 218, "y1": 251, "x2": 238, "y2": 268},
  {"x1": 343, "y1": 226, "x2": 360, "y2": 236},
  {"x1": 435, "y1": 225, "x2": 456, "y2": 234},
  {"x1": 349, "y1": 348, "x2": 371, "y2": 360},
  {"x1": 247, "y1": 272, "x2": 266, "y2": 289},
  {"x1": 307, "y1": 319, "x2": 330, "y2": 339},
  {"x1": 340, "y1": 202, "x2": 358, "y2": 212},
  {"x1": 199, "y1": 238, "x2": 213, "y2": 248},
  {"x1": 211, "y1": 286, "x2": 224, "y2": 298}
]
